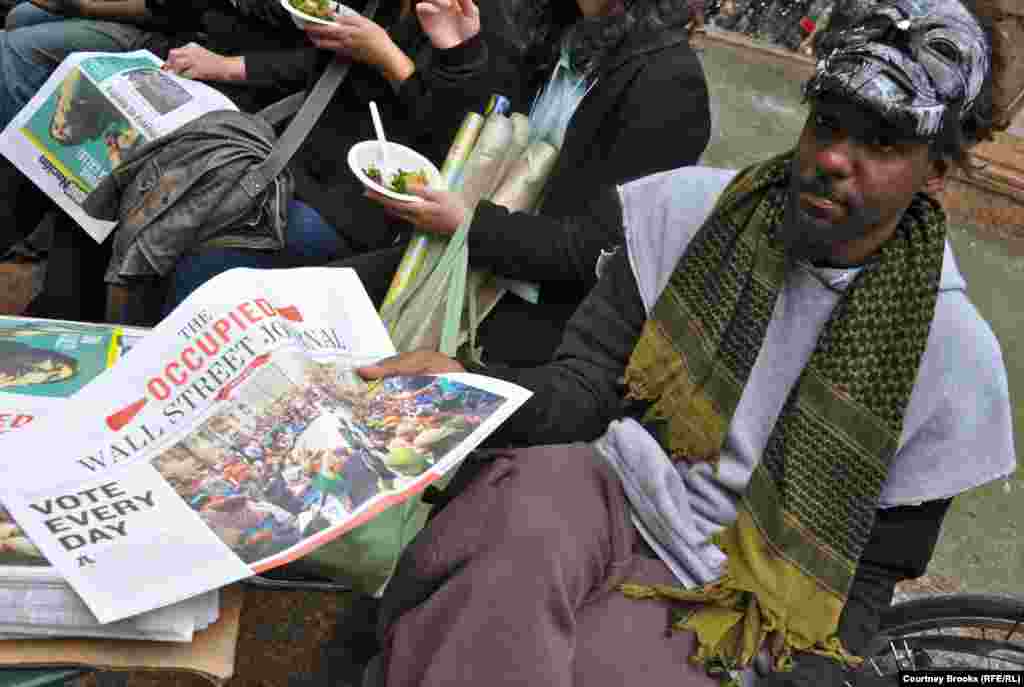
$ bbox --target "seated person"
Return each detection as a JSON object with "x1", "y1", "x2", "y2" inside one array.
[
  {"x1": 0, "y1": 0, "x2": 312, "y2": 254},
  {"x1": 0, "y1": 0, "x2": 176, "y2": 248},
  {"x1": 14, "y1": 0, "x2": 524, "y2": 322},
  {"x1": 149, "y1": 0, "x2": 318, "y2": 112},
  {"x1": 351, "y1": 1, "x2": 1017, "y2": 684},
  {"x1": 160, "y1": 0, "x2": 528, "y2": 313},
  {"x1": 1, "y1": 0, "x2": 310, "y2": 126},
  {"x1": 165, "y1": 0, "x2": 712, "y2": 368},
  {"x1": 0, "y1": 0, "x2": 175, "y2": 128}
]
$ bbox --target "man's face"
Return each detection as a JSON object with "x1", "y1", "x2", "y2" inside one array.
[{"x1": 783, "y1": 97, "x2": 941, "y2": 266}]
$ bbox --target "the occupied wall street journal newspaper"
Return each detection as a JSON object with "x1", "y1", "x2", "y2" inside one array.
[
  {"x1": 0, "y1": 268, "x2": 531, "y2": 623},
  {"x1": 0, "y1": 50, "x2": 237, "y2": 242},
  {"x1": 0, "y1": 318, "x2": 216, "y2": 641}
]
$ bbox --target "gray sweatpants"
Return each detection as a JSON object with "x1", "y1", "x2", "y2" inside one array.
[{"x1": 376, "y1": 443, "x2": 720, "y2": 687}]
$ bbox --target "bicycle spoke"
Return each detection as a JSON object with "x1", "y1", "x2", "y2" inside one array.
[
  {"x1": 904, "y1": 640, "x2": 916, "y2": 671},
  {"x1": 890, "y1": 641, "x2": 903, "y2": 670},
  {"x1": 861, "y1": 594, "x2": 1024, "y2": 679}
]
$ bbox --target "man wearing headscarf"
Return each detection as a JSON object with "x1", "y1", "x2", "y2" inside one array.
[{"x1": 355, "y1": 1, "x2": 1016, "y2": 685}]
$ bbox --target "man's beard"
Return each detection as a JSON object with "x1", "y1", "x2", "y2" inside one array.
[{"x1": 780, "y1": 161, "x2": 882, "y2": 265}]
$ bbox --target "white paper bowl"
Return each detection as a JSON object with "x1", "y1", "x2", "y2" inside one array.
[
  {"x1": 348, "y1": 140, "x2": 442, "y2": 203},
  {"x1": 280, "y1": 0, "x2": 357, "y2": 27}
]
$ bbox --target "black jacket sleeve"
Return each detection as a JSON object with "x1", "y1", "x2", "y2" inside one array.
[
  {"x1": 396, "y1": 10, "x2": 527, "y2": 164},
  {"x1": 149, "y1": 0, "x2": 316, "y2": 102},
  {"x1": 394, "y1": 32, "x2": 486, "y2": 112},
  {"x1": 757, "y1": 498, "x2": 954, "y2": 686},
  {"x1": 242, "y1": 46, "x2": 319, "y2": 95},
  {"x1": 196, "y1": 0, "x2": 313, "y2": 92},
  {"x1": 465, "y1": 40, "x2": 708, "y2": 296},
  {"x1": 466, "y1": 186, "x2": 624, "y2": 289},
  {"x1": 464, "y1": 245, "x2": 645, "y2": 447}
]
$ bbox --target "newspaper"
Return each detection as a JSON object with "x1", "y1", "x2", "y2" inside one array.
[
  {"x1": 0, "y1": 50, "x2": 238, "y2": 243},
  {"x1": 0, "y1": 584, "x2": 245, "y2": 683},
  {"x1": 0, "y1": 566, "x2": 218, "y2": 641},
  {"x1": 0, "y1": 315, "x2": 146, "y2": 437},
  {"x1": 0, "y1": 316, "x2": 218, "y2": 640},
  {"x1": 0, "y1": 267, "x2": 531, "y2": 624}
]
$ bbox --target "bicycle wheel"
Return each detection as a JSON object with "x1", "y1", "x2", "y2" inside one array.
[{"x1": 856, "y1": 593, "x2": 1024, "y2": 684}]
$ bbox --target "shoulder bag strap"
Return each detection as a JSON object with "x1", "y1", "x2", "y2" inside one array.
[{"x1": 240, "y1": 0, "x2": 381, "y2": 199}]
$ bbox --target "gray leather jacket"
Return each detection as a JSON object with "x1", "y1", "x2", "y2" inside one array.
[{"x1": 84, "y1": 109, "x2": 292, "y2": 285}]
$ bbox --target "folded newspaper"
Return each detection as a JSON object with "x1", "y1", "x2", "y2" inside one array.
[
  {"x1": 0, "y1": 565, "x2": 218, "y2": 642},
  {"x1": 0, "y1": 316, "x2": 218, "y2": 641},
  {"x1": 0, "y1": 50, "x2": 238, "y2": 242},
  {"x1": 0, "y1": 315, "x2": 146, "y2": 437},
  {"x1": 0, "y1": 267, "x2": 531, "y2": 624}
]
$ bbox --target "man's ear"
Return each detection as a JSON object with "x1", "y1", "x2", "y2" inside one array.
[{"x1": 922, "y1": 156, "x2": 950, "y2": 195}]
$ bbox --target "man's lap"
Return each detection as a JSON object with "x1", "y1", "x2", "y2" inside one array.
[
  {"x1": 378, "y1": 444, "x2": 720, "y2": 686},
  {"x1": 574, "y1": 555, "x2": 719, "y2": 687}
]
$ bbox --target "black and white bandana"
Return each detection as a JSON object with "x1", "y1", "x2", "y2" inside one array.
[{"x1": 805, "y1": 0, "x2": 990, "y2": 138}]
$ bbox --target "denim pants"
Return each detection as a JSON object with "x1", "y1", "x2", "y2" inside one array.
[
  {"x1": 0, "y1": 3, "x2": 156, "y2": 127},
  {"x1": 164, "y1": 200, "x2": 355, "y2": 313}
]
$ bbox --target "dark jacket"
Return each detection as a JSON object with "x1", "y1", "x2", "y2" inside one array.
[
  {"x1": 288, "y1": 0, "x2": 527, "y2": 253},
  {"x1": 465, "y1": 24, "x2": 711, "y2": 366},
  {"x1": 146, "y1": 0, "x2": 316, "y2": 112},
  {"x1": 340, "y1": 24, "x2": 711, "y2": 367}
]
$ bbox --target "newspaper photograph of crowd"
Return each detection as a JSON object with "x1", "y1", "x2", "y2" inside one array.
[{"x1": 151, "y1": 350, "x2": 509, "y2": 564}]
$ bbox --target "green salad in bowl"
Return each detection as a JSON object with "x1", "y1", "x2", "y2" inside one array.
[
  {"x1": 348, "y1": 140, "x2": 441, "y2": 202},
  {"x1": 364, "y1": 165, "x2": 430, "y2": 195},
  {"x1": 289, "y1": 0, "x2": 335, "y2": 20}
]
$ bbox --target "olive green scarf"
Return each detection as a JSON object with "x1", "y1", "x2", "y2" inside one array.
[{"x1": 620, "y1": 152, "x2": 946, "y2": 680}]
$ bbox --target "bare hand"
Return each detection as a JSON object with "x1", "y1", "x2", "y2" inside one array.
[
  {"x1": 415, "y1": 0, "x2": 480, "y2": 49},
  {"x1": 365, "y1": 184, "x2": 467, "y2": 236},
  {"x1": 163, "y1": 42, "x2": 244, "y2": 82},
  {"x1": 305, "y1": 13, "x2": 400, "y2": 71},
  {"x1": 357, "y1": 351, "x2": 465, "y2": 380}
]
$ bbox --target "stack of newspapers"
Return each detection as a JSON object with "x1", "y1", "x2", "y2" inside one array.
[
  {"x1": 0, "y1": 564, "x2": 219, "y2": 642},
  {"x1": 0, "y1": 265, "x2": 529, "y2": 632},
  {"x1": 0, "y1": 48, "x2": 527, "y2": 648},
  {"x1": 0, "y1": 315, "x2": 220, "y2": 642}
]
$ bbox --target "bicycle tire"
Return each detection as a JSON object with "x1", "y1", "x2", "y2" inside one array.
[{"x1": 856, "y1": 593, "x2": 1024, "y2": 684}]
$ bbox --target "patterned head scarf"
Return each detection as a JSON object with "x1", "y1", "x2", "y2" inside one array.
[{"x1": 805, "y1": 0, "x2": 990, "y2": 139}]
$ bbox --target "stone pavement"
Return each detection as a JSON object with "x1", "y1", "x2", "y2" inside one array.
[
  {"x1": 0, "y1": 261, "x2": 39, "y2": 315},
  {"x1": 74, "y1": 588, "x2": 351, "y2": 687}
]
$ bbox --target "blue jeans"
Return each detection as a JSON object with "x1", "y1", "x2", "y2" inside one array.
[
  {"x1": 164, "y1": 200, "x2": 354, "y2": 313},
  {"x1": 0, "y1": 4, "x2": 156, "y2": 127}
]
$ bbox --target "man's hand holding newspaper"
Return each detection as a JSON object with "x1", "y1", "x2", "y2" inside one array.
[{"x1": 0, "y1": 267, "x2": 530, "y2": 624}]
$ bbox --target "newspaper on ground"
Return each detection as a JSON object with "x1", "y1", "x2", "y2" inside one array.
[
  {"x1": 0, "y1": 566, "x2": 217, "y2": 641},
  {"x1": 0, "y1": 316, "x2": 216, "y2": 641},
  {"x1": 0, "y1": 584, "x2": 245, "y2": 684},
  {"x1": 0, "y1": 315, "x2": 146, "y2": 437},
  {"x1": 0, "y1": 267, "x2": 531, "y2": 623},
  {"x1": 0, "y1": 50, "x2": 238, "y2": 243}
]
